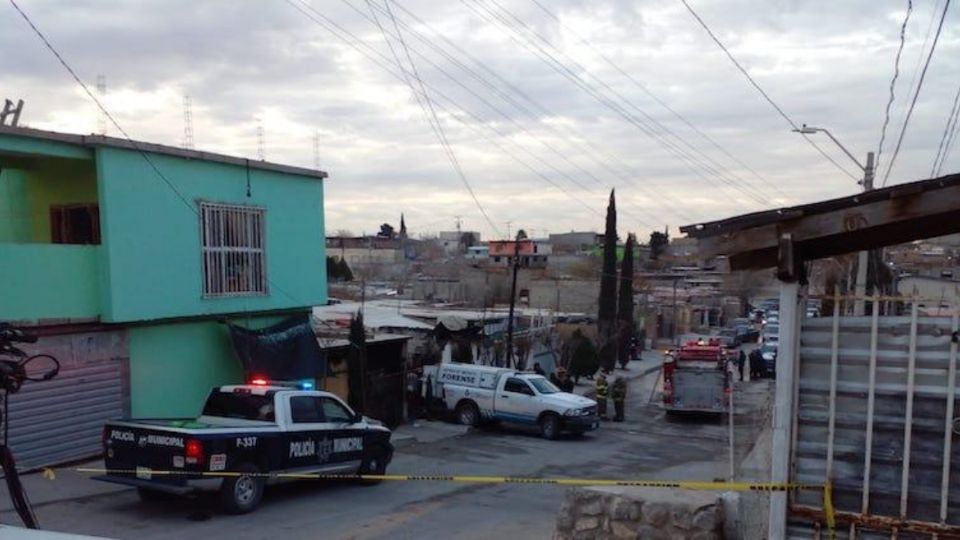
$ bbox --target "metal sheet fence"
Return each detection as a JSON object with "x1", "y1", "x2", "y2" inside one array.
[{"x1": 790, "y1": 301, "x2": 959, "y2": 537}]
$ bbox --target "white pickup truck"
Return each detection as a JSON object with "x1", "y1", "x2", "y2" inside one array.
[{"x1": 424, "y1": 363, "x2": 599, "y2": 439}]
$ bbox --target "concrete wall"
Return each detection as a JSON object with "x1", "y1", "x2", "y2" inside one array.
[
  {"x1": 555, "y1": 487, "x2": 724, "y2": 540},
  {"x1": 898, "y1": 276, "x2": 960, "y2": 308},
  {"x1": 128, "y1": 314, "x2": 286, "y2": 418},
  {"x1": 0, "y1": 243, "x2": 101, "y2": 321},
  {"x1": 96, "y1": 146, "x2": 326, "y2": 323},
  {"x1": 0, "y1": 168, "x2": 30, "y2": 242},
  {"x1": 528, "y1": 279, "x2": 599, "y2": 314},
  {"x1": 0, "y1": 157, "x2": 98, "y2": 244}
]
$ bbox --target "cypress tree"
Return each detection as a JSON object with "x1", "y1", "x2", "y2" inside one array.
[
  {"x1": 597, "y1": 189, "x2": 618, "y2": 371},
  {"x1": 617, "y1": 234, "x2": 636, "y2": 369},
  {"x1": 347, "y1": 311, "x2": 367, "y2": 413}
]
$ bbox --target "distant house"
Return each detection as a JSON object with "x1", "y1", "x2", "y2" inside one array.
[
  {"x1": 549, "y1": 231, "x2": 602, "y2": 254},
  {"x1": 487, "y1": 239, "x2": 551, "y2": 269},
  {"x1": 438, "y1": 230, "x2": 481, "y2": 255},
  {"x1": 466, "y1": 244, "x2": 489, "y2": 261},
  {"x1": 0, "y1": 125, "x2": 327, "y2": 467}
]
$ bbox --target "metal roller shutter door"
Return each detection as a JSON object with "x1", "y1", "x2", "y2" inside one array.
[{"x1": 5, "y1": 330, "x2": 128, "y2": 470}]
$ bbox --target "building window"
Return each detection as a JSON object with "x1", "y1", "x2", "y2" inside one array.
[
  {"x1": 200, "y1": 202, "x2": 266, "y2": 297},
  {"x1": 50, "y1": 204, "x2": 100, "y2": 244}
]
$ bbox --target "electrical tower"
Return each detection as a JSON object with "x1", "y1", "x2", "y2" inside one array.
[
  {"x1": 256, "y1": 118, "x2": 265, "y2": 161},
  {"x1": 96, "y1": 75, "x2": 107, "y2": 135},
  {"x1": 313, "y1": 129, "x2": 320, "y2": 170},
  {"x1": 182, "y1": 95, "x2": 194, "y2": 150}
]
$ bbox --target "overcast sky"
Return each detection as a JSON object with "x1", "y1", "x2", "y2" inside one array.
[{"x1": 3, "y1": 0, "x2": 958, "y2": 240}]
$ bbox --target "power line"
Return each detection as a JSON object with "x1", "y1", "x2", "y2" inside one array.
[
  {"x1": 881, "y1": 0, "x2": 952, "y2": 187},
  {"x1": 933, "y1": 82, "x2": 960, "y2": 177},
  {"x1": 342, "y1": 0, "x2": 681, "y2": 226},
  {"x1": 875, "y1": 0, "x2": 912, "y2": 176},
  {"x1": 287, "y1": 0, "x2": 662, "y2": 230},
  {"x1": 464, "y1": 0, "x2": 771, "y2": 207},
  {"x1": 471, "y1": 0, "x2": 772, "y2": 206},
  {"x1": 386, "y1": 1, "x2": 503, "y2": 238},
  {"x1": 679, "y1": 0, "x2": 860, "y2": 182},
  {"x1": 350, "y1": 0, "x2": 683, "y2": 225},
  {"x1": 528, "y1": 0, "x2": 791, "y2": 202}
]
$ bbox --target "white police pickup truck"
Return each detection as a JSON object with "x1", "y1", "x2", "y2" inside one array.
[
  {"x1": 425, "y1": 363, "x2": 599, "y2": 439},
  {"x1": 95, "y1": 381, "x2": 392, "y2": 514}
]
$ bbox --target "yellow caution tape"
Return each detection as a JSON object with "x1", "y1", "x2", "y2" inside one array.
[
  {"x1": 74, "y1": 467, "x2": 821, "y2": 492},
  {"x1": 824, "y1": 478, "x2": 836, "y2": 538}
]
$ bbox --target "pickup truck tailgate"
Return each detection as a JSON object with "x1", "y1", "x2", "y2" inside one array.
[
  {"x1": 103, "y1": 422, "x2": 200, "y2": 478},
  {"x1": 672, "y1": 369, "x2": 726, "y2": 411}
]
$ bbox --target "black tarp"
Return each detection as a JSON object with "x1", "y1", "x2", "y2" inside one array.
[{"x1": 228, "y1": 315, "x2": 329, "y2": 380}]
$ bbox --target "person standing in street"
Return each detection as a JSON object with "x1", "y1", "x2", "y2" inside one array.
[
  {"x1": 595, "y1": 372, "x2": 609, "y2": 420},
  {"x1": 405, "y1": 368, "x2": 422, "y2": 422},
  {"x1": 611, "y1": 376, "x2": 627, "y2": 422},
  {"x1": 737, "y1": 349, "x2": 746, "y2": 382},
  {"x1": 749, "y1": 348, "x2": 762, "y2": 379}
]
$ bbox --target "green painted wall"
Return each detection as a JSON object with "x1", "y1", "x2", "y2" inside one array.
[
  {"x1": 0, "y1": 158, "x2": 97, "y2": 243},
  {"x1": 96, "y1": 146, "x2": 326, "y2": 323},
  {"x1": 0, "y1": 133, "x2": 94, "y2": 161},
  {"x1": 128, "y1": 315, "x2": 286, "y2": 418},
  {"x1": 27, "y1": 159, "x2": 98, "y2": 242},
  {"x1": 0, "y1": 243, "x2": 100, "y2": 320},
  {"x1": 0, "y1": 169, "x2": 30, "y2": 242}
]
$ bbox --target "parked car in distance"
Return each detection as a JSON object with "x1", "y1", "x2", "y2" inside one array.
[
  {"x1": 717, "y1": 328, "x2": 740, "y2": 348},
  {"x1": 763, "y1": 324, "x2": 780, "y2": 346},
  {"x1": 760, "y1": 343, "x2": 778, "y2": 377},
  {"x1": 735, "y1": 324, "x2": 760, "y2": 344}
]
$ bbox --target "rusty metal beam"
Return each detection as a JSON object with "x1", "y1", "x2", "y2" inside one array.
[
  {"x1": 686, "y1": 174, "x2": 960, "y2": 270},
  {"x1": 791, "y1": 505, "x2": 960, "y2": 537}
]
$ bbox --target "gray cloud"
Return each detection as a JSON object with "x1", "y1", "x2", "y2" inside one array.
[{"x1": 2, "y1": 0, "x2": 958, "y2": 239}]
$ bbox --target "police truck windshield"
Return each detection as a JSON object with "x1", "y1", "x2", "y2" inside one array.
[
  {"x1": 528, "y1": 377, "x2": 560, "y2": 394},
  {"x1": 201, "y1": 390, "x2": 275, "y2": 421}
]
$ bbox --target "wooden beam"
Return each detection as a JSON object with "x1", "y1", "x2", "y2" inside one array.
[{"x1": 698, "y1": 182, "x2": 960, "y2": 270}]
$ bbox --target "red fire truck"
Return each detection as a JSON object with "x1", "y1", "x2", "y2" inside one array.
[{"x1": 662, "y1": 339, "x2": 731, "y2": 414}]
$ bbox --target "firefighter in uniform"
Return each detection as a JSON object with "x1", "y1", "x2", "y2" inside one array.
[
  {"x1": 611, "y1": 376, "x2": 627, "y2": 422},
  {"x1": 595, "y1": 373, "x2": 609, "y2": 420}
]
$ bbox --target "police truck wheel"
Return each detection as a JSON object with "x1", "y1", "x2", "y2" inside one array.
[
  {"x1": 539, "y1": 413, "x2": 560, "y2": 440},
  {"x1": 358, "y1": 445, "x2": 388, "y2": 485},
  {"x1": 219, "y1": 463, "x2": 264, "y2": 514},
  {"x1": 456, "y1": 402, "x2": 479, "y2": 427}
]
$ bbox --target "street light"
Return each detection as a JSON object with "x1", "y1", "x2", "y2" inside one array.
[{"x1": 793, "y1": 124, "x2": 876, "y2": 316}]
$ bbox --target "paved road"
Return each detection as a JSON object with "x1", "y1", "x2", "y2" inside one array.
[{"x1": 30, "y1": 372, "x2": 772, "y2": 540}]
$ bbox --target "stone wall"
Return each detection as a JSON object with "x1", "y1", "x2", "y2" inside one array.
[{"x1": 554, "y1": 486, "x2": 724, "y2": 540}]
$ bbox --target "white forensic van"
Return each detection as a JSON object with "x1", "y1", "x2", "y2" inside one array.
[{"x1": 424, "y1": 363, "x2": 599, "y2": 439}]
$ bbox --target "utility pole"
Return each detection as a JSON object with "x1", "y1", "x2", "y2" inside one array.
[
  {"x1": 505, "y1": 233, "x2": 522, "y2": 367},
  {"x1": 853, "y1": 152, "x2": 876, "y2": 316}
]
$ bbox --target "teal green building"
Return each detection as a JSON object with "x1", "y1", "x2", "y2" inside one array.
[{"x1": 0, "y1": 126, "x2": 327, "y2": 464}]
